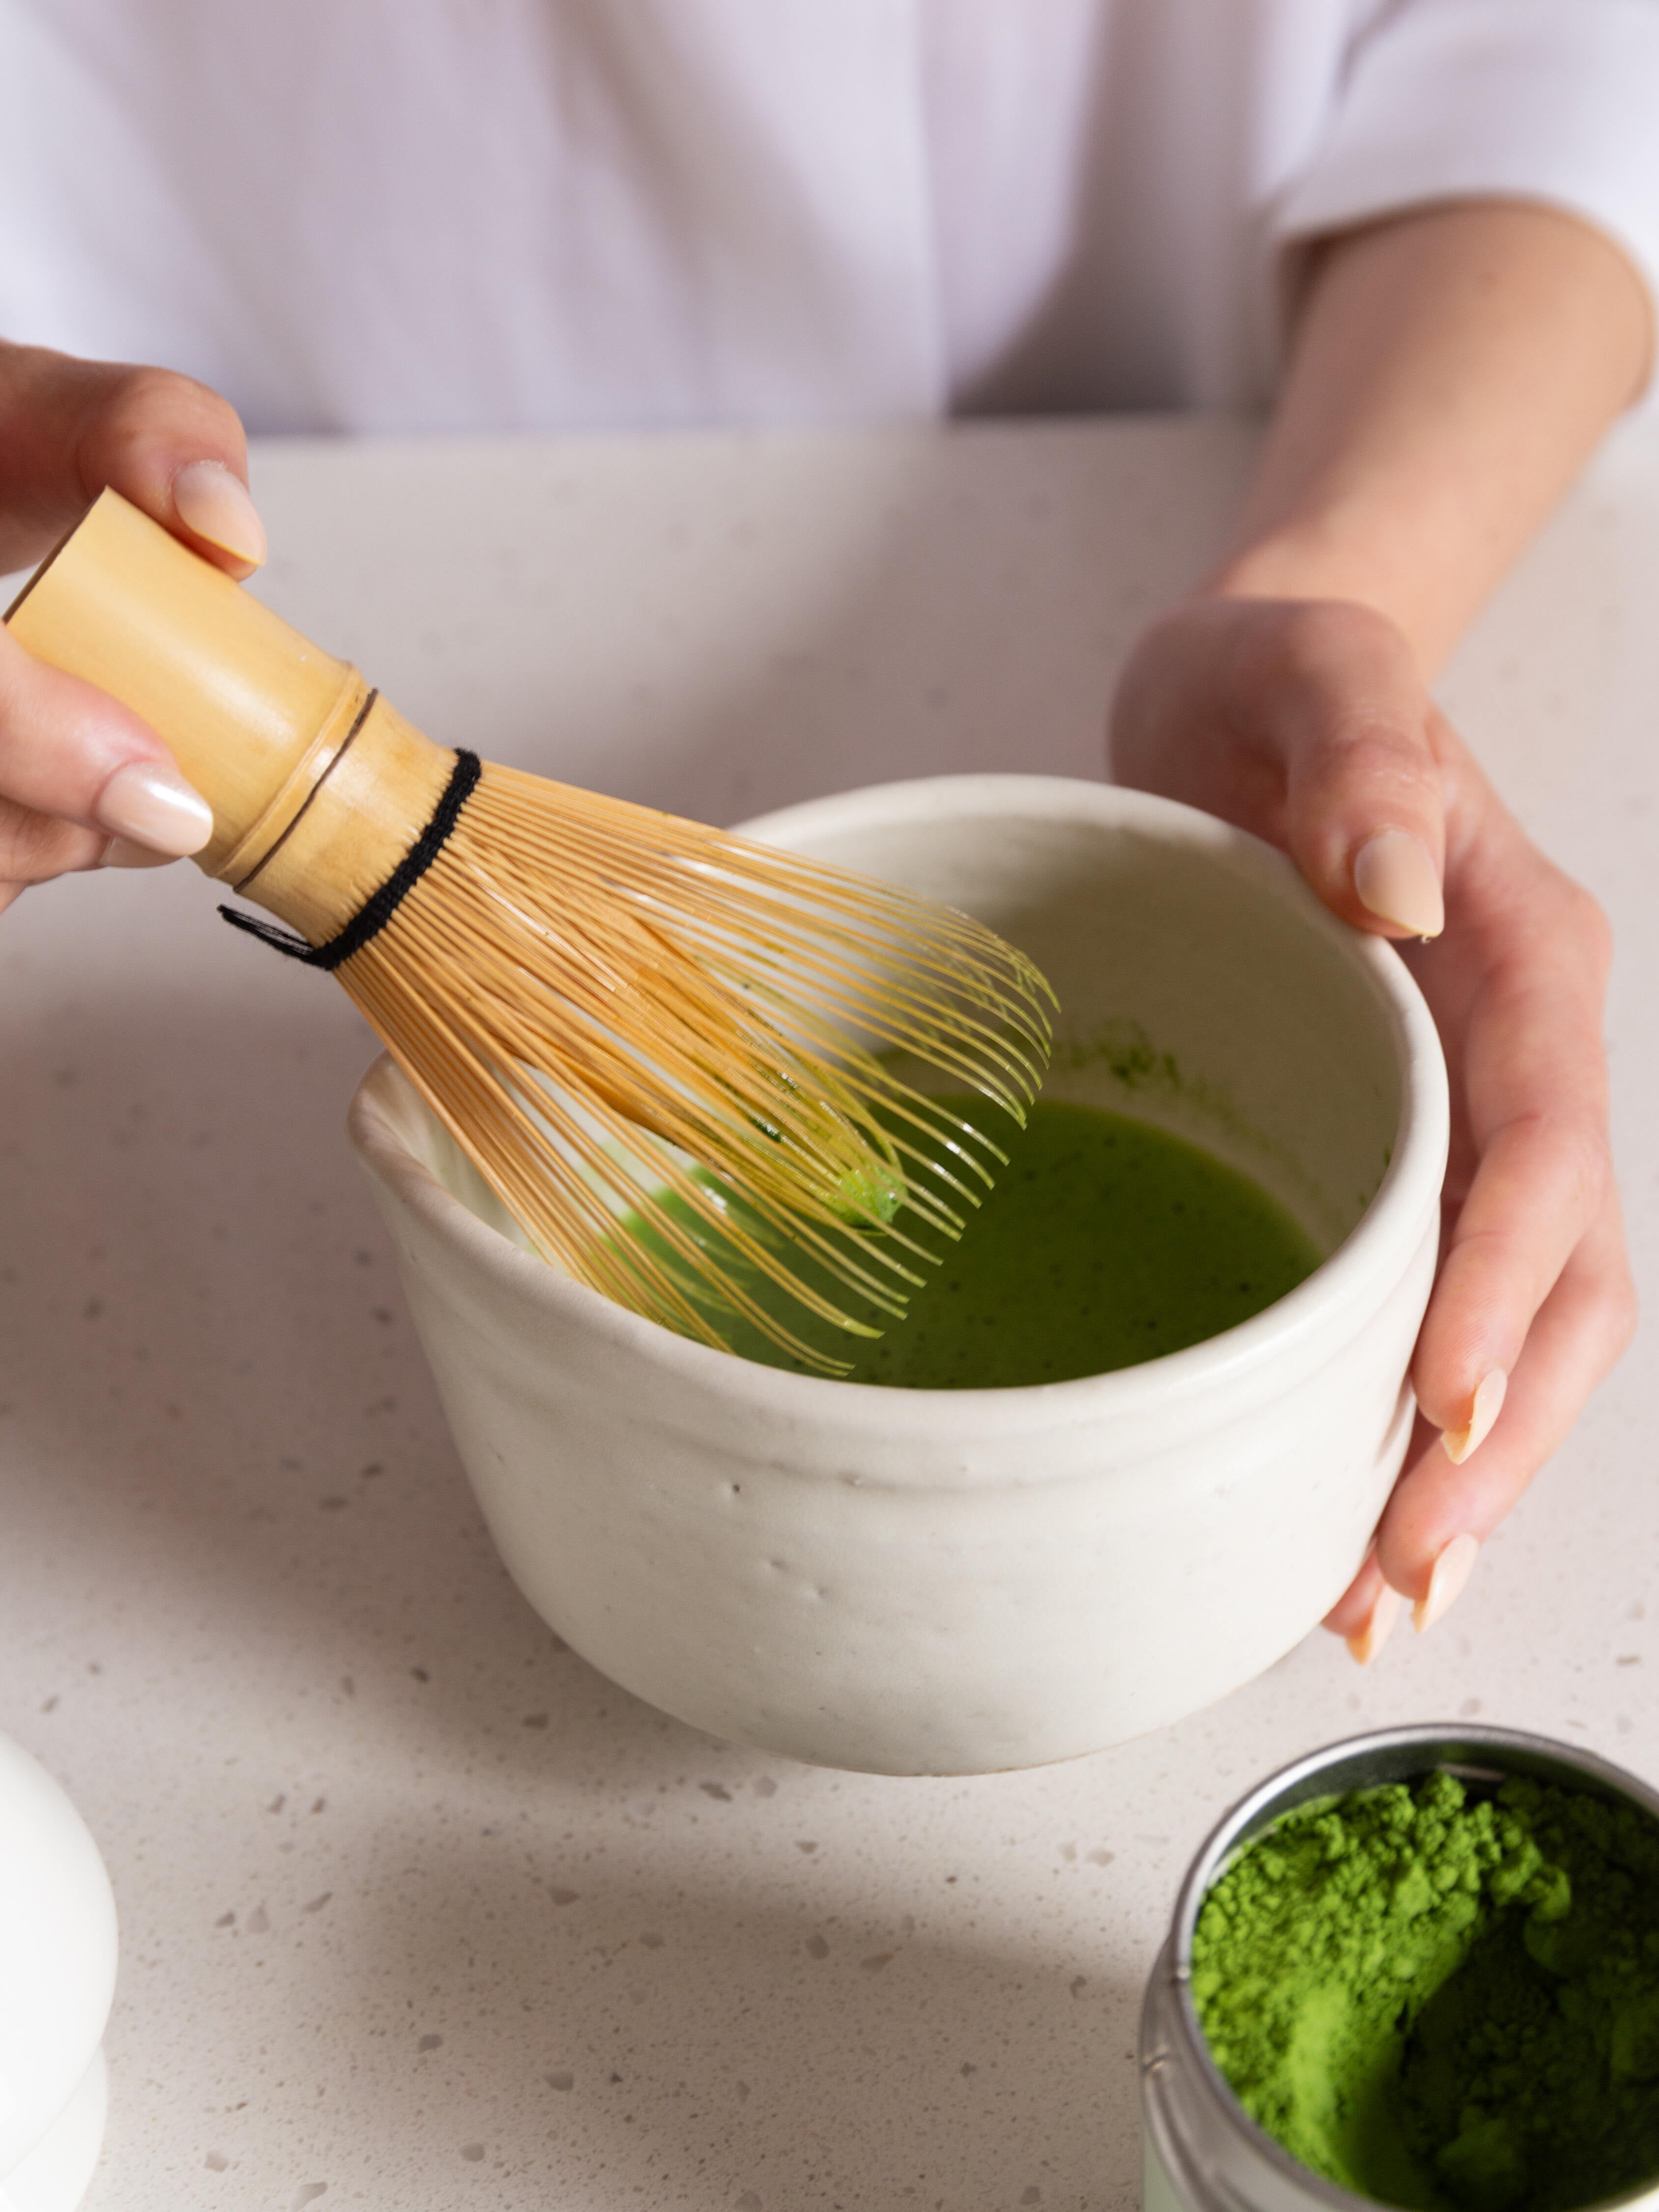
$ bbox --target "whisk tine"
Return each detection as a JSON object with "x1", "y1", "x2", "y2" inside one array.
[
  {"x1": 352, "y1": 936, "x2": 889, "y2": 1369},
  {"x1": 323, "y1": 763, "x2": 1052, "y2": 1362}
]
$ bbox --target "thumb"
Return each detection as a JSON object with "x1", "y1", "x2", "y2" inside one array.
[
  {"x1": 0, "y1": 340, "x2": 265, "y2": 578},
  {"x1": 1259, "y1": 601, "x2": 1448, "y2": 941},
  {"x1": 0, "y1": 342, "x2": 255, "y2": 873},
  {"x1": 0, "y1": 621, "x2": 212, "y2": 853}
]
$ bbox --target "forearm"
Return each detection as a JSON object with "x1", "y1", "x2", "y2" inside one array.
[{"x1": 1212, "y1": 201, "x2": 1654, "y2": 672}]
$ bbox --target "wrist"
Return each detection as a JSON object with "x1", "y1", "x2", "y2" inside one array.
[{"x1": 1197, "y1": 517, "x2": 1437, "y2": 668}]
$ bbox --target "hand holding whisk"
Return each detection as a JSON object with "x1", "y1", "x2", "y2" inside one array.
[{"x1": 6, "y1": 491, "x2": 1053, "y2": 1368}]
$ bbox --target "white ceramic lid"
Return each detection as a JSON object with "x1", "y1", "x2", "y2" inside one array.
[{"x1": 0, "y1": 1733, "x2": 117, "y2": 2183}]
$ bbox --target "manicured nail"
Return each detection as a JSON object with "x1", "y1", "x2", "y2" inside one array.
[
  {"x1": 1413, "y1": 1534, "x2": 1481, "y2": 1634},
  {"x1": 1345, "y1": 1584, "x2": 1403, "y2": 1667},
  {"x1": 1442, "y1": 1368, "x2": 1507, "y2": 1464},
  {"x1": 100, "y1": 835, "x2": 179, "y2": 870},
  {"x1": 1354, "y1": 830, "x2": 1444, "y2": 938},
  {"x1": 172, "y1": 461, "x2": 266, "y2": 567},
  {"x1": 95, "y1": 761, "x2": 213, "y2": 856}
]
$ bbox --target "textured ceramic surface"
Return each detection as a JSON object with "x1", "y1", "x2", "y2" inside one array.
[
  {"x1": 350, "y1": 774, "x2": 1448, "y2": 1775},
  {"x1": 0, "y1": 1733, "x2": 116, "y2": 2211}
]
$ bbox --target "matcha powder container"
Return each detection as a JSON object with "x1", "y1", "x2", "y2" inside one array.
[{"x1": 1140, "y1": 1725, "x2": 1659, "y2": 2212}]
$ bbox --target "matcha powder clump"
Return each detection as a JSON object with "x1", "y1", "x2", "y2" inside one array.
[{"x1": 1191, "y1": 1770, "x2": 1659, "y2": 2211}]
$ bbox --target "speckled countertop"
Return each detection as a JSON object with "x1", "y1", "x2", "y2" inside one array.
[{"x1": 1, "y1": 416, "x2": 1654, "y2": 2212}]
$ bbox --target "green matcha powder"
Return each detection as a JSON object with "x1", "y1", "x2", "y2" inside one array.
[{"x1": 1193, "y1": 1772, "x2": 1659, "y2": 2212}]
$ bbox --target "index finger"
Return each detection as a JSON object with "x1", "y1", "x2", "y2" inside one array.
[
  {"x1": 1410, "y1": 848, "x2": 1614, "y2": 1450},
  {"x1": 0, "y1": 341, "x2": 264, "y2": 576}
]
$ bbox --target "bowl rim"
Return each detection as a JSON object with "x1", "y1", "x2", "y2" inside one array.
[{"x1": 348, "y1": 773, "x2": 1449, "y2": 1439}]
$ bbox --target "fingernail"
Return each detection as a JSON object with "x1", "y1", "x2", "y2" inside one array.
[
  {"x1": 99, "y1": 835, "x2": 180, "y2": 870},
  {"x1": 172, "y1": 461, "x2": 266, "y2": 567},
  {"x1": 1345, "y1": 1584, "x2": 1403, "y2": 1667},
  {"x1": 1442, "y1": 1368, "x2": 1508, "y2": 1464},
  {"x1": 95, "y1": 761, "x2": 213, "y2": 856},
  {"x1": 1354, "y1": 830, "x2": 1444, "y2": 938},
  {"x1": 1413, "y1": 1533, "x2": 1481, "y2": 1634}
]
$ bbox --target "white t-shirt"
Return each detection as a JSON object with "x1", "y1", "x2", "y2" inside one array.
[{"x1": 3, "y1": 0, "x2": 1658, "y2": 437}]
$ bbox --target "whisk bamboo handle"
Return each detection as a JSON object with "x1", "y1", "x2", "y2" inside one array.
[{"x1": 4, "y1": 489, "x2": 451, "y2": 943}]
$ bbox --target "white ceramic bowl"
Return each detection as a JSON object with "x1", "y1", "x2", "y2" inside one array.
[{"x1": 349, "y1": 776, "x2": 1448, "y2": 1775}]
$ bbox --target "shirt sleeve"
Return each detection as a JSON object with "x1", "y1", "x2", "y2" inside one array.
[{"x1": 1271, "y1": 0, "x2": 1659, "y2": 398}]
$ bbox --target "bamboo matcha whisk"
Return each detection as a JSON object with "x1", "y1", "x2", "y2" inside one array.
[{"x1": 6, "y1": 490, "x2": 1052, "y2": 1369}]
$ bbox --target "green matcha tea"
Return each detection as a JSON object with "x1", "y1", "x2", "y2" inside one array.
[
  {"x1": 1193, "y1": 1772, "x2": 1659, "y2": 2212},
  {"x1": 613, "y1": 1096, "x2": 1321, "y2": 1387}
]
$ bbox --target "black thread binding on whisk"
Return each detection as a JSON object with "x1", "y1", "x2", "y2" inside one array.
[{"x1": 218, "y1": 748, "x2": 483, "y2": 972}]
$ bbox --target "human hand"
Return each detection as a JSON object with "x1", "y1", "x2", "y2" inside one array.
[
  {"x1": 0, "y1": 340, "x2": 266, "y2": 915},
  {"x1": 1109, "y1": 594, "x2": 1636, "y2": 1659}
]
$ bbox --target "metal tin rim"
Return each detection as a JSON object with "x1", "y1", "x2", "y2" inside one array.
[{"x1": 1158, "y1": 1722, "x2": 1659, "y2": 2212}]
